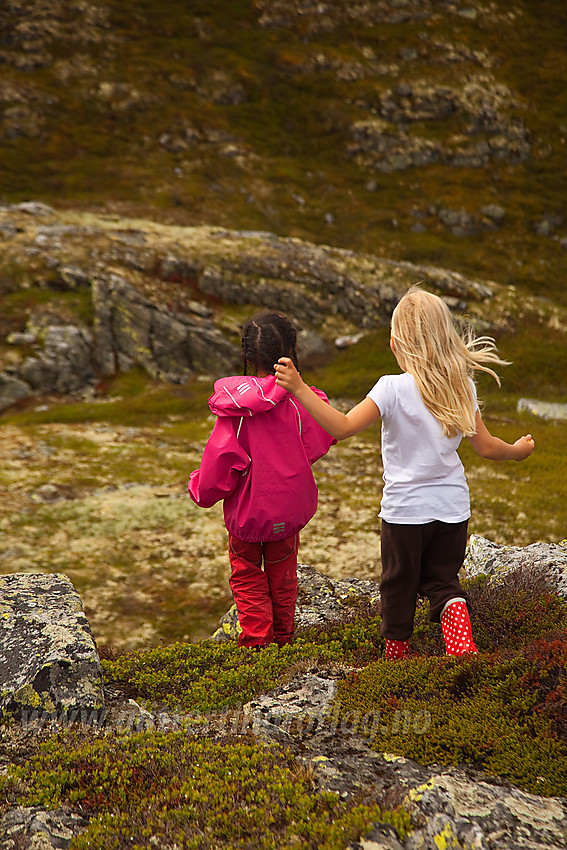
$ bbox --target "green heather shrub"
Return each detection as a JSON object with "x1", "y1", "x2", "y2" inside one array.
[
  {"x1": 4, "y1": 732, "x2": 412, "y2": 850},
  {"x1": 101, "y1": 611, "x2": 385, "y2": 712},
  {"x1": 102, "y1": 566, "x2": 567, "y2": 720},
  {"x1": 336, "y1": 642, "x2": 567, "y2": 797},
  {"x1": 412, "y1": 565, "x2": 567, "y2": 657}
]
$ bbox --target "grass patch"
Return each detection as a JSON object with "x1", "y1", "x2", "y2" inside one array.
[{"x1": 1, "y1": 371, "x2": 214, "y2": 429}]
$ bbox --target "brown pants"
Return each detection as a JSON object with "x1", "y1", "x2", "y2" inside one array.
[{"x1": 380, "y1": 519, "x2": 469, "y2": 641}]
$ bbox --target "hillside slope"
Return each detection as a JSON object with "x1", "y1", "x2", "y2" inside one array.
[
  {"x1": 0, "y1": 0, "x2": 566, "y2": 302},
  {"x1": 1, "y1": 2, "x2": 567, "y2": 647}
]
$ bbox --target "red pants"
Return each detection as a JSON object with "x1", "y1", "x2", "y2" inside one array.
[{"x1": 228, "y1": 534, "x2": 299, "y2": 648}]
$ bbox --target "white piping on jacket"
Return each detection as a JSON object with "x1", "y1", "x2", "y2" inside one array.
[
  {"x1": 252, "y1": 377, "x2": 277, "y2": 405},
  {"x1": 289, "y1": 398, "x2": 302, "y2": 436}
]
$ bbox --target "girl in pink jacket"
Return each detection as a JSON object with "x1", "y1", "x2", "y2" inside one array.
[{"x1": 188, "y1": 312, "x2": 335, "y2": 648}]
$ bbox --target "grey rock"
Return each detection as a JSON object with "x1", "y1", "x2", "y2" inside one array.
[
  {"x1": 57, "y1": 265, "x2": 91, "y2": 289},
  {"x1": 18, "y1": 355, "x2": 58, "y2": 392},
  {"x1": 464, "y1": 534, "x2": 567, "y2": 598},
  {"x1": 353, "y1": 824, "x2": 405, "y2": 850},
  {"x1": 6, "y1": 332, "x2": 36, "y2": 345},
  {"x1": 12, "y1": 201, "x2": 55, "y2": 217},
  {"x1": 481, "y1": 203, "x2": 506, "y2": 223},
  {"x1": 536, "y1": 219, "x2": 552, "y2": 237},
  {"x1": 92, "y1": 274, "x2": 239, "y2": 381},
  {"x1": 210, "y1": 602, "x2": 241, "y2": 642},
  {"x1": 438, "y1": 207, "x2": 478, "y2": 236},
  {"x1": 211, "y1": 563, "x2": 381, "y2": 642},
  {"x1": 380, "y1": 83, "x2": 458, "y2": 122},
  {"x1": 214, "y1": 535, "x2": 567, "y2": 644},
  {"x1": 243, "y1": 673, "x2": 338, "y2": 744},
  {"x1": 535, "y1": 215, "x2": 563, "y2": 237},
  {"x1": 517, "y1": 397, "x2": 567, "y2": 421},
  {"x1": 0, "y1": 372, "x2": 32, "y2": 412},
  {"x1": 349, "y1": 75, "x2": 530, "y2": 176},
  {"x1": 31, "y1": 483, "x2": 62, "y2": 502},
  {"x1": 106, "y1": 698, "x2": 157, "y2": 733},
  {"x1": 0, "y1": 573, "x2": 104, "y2": 717},
  {"x1": 235, "y1": 669, "x2": 567, "y2": 850},
  {"x1": 17, "y1": 324, "x2": 94, "y2": 395},
  {"x1": 335, "y1": 333, "x2": 365, "y2": 349},
  {"x1": 0, "y1": 806, "x2": 89, "y2": 850},
  {"x1": 402, "y1": 771, "x2": 567, "y2": 850}
]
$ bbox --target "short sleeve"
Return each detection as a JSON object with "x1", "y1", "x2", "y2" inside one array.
[
  {"x1": 469, "y1": 378, "x2": 479, "y2": 412},
  {"x1": 367, "y1": 375, "x2": 392, "y2": 419}
]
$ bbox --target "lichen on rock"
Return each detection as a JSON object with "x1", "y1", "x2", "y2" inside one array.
[{"x1": 0, "y1": 573, "x2": 104, "y2": 718}]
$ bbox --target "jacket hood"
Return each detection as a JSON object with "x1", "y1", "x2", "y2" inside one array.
[{"x1": 208, "y1": 374, "x2": 289, "y2": 418}]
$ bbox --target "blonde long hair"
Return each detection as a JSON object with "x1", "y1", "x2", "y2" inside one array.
[{"x1": 390, "y1": 287, "x2": 507, "y2": 438}]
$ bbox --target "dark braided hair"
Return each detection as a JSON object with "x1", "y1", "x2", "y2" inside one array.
[{"x1": 241, "y1": 312, "x2": 300, "y2": 376}]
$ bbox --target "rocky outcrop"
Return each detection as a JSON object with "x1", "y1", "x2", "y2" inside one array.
[
  {"x1": 464, "y1": 535, "x2": 567, "y2": 598},
  {"x1": 0, "y1": 205, "x2": 503, "y2": 411},
  {"x1": 0, "y1": 807, "x2": 88, "y2": 850},
  {"x1": 91, "y1": 274, "x2": 239, "y2": 381},
  {"x1": 517, "y1": 398, "x2": 567, "y2": 422},
  {"x1": 0, "y1": 373, "x2": 32, "y2": 409},
  {"x1": 17, "y1": 324, "x2": 94, "y2": 396},
  {"x1": 213, "y1": 539, "x2": 567, "y2": 642},
  {"x1": 348, "y1": 75, "x2": 530, "y2": 174},
  {"x1": 243, "y1": 673, "x2": 567, "y2": 850},
  {"x1": 2, "y1": 538, "x2": 567, "y2": 848},
  {"x1": 0, "y1": 573, "x2": 104, "y2": 719}
]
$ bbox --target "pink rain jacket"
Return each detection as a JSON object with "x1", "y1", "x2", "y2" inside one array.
[{"x1": 188, "y1": 374, "x2": 335, "y2": 542}]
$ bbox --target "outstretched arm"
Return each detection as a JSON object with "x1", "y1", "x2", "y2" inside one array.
[
  {"x1": 274, "y1": 356, "x2": 380, "y2": 439},
  {"x1": 467, "y1": 411, "x2": 534, "y2": 461}
]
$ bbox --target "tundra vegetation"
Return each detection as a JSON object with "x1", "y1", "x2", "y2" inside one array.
[{"x1": 1, "y1": 0, "x2": 567, "y2": 846}]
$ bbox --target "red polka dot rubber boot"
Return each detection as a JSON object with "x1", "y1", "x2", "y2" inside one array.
[
  {"x1": 385, "y1": 638, "x2": 410, "y2": 660},
  {"x1": 440, "y1": 597, "x2": 478, "y2": 656}
]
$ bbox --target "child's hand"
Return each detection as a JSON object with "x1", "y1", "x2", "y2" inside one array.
[
  {"x1": 274, "y1": 357, "x2": 304, "y2": 394},
  {"x1": 514, "y1": 434, "x2": 535, "y2": 460}
]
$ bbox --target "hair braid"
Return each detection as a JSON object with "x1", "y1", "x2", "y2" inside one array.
[{"x1": 241, "y1": 312, "x2": 300, "y2": 376}]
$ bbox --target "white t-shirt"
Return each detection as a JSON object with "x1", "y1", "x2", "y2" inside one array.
[{"x1": 367, "y1": 372, "x2": 476, "y2": 524}]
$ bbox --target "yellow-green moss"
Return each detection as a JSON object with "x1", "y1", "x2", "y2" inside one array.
[
  {"x1": 336, "y1": 645, "x2": 567, "y2": 797},
  {"x1": 3, "y1": 731, "x2": 412, "y2": 850}
]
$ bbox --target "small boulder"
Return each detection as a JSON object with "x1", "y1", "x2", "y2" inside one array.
[{"x1": 0, "y1": 573, "x2": 104, "y2": 719}]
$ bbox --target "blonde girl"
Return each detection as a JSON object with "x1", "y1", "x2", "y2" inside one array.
[{"x1": 274, "y1": 287, "x2": 534, "y2": 658}]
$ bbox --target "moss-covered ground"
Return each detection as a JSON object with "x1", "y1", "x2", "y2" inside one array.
[{"x1": 1, "y1": 565, "x2": 566, "y2": 847}]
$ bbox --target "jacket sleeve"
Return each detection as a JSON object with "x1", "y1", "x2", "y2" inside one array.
[
  {"x1": 298, "y1": 387, "x2": 337, "y2": 465},
  {"x1": 188, "y1": 417, "x2": 250, "y2": 507}
]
